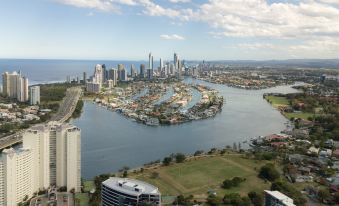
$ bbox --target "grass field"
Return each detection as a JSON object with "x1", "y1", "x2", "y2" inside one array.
[
  {"x1": 265, "y1": 96, "x2": 289, "y2": 107},
  {"x1": 284, "y1": 112, "x2": 315, "y2": 120},
  {"x1": 130, "y1": 154, "x2": 271, "y2": 198},
  {"x1": 75, "y1": 193, "x2": 89, "y2": 206},
  {"x1": 83, "y1": 180, "x2": 95, "y2": 192},
  {"x1": 265, "y1": 95, "x2": 315, "y2": 120}
]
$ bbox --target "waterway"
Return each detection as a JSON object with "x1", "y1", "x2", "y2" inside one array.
[{"x1": 72, "y1": 78, "x2": 300, "y2": 179}]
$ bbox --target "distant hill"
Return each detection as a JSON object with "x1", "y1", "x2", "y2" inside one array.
[{"x1": 188, "y1": 59, "x2": 339, "y2": 69}]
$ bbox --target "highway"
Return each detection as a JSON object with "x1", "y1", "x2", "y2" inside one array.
[
  {"x1": 0, "y1": 87, "x2": 82, "y2": 150},
  {"x1": 50, "y1": 87, "x2": 82, "y2": 123}
]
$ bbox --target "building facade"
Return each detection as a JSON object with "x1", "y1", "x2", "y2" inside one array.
[
  {"x1": 2, "y1": 71, "x2": 29, "y2": 102},
  {"x1": 0, "y1": 148, "x2": 34, "y2": 206},
  {"x1": 102, "y1": 177, "x2": 161, "y2": 206},
  {"x1": 86, "y1": 82, "x2": 101, "y2": 93},
  {"x1": 264, "y1": 190, "x2": 296, "y2": 206},
  {"x1": 30, "y1": 86, "x2": 40, "y2": 105},
  {"x1": 108, "y1": 68, "x2": 118, "y2": 86},
  {"x1": 23, "y1": 122, "x2": 81, "y2": 193}
]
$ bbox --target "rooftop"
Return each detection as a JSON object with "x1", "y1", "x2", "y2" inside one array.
[
  {"x1": 102, "y1": 177, "x2": 160, "y2": 196},
  {"x1": 265, "y1": 190, "x2": 296, "y2": 206}
]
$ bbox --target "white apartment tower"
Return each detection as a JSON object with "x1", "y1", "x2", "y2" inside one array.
[
  {"x1": 0, "y1": 148, "x2": 34, "y2": 206},
  {"x1": 2, "y1": 71, "x2": 29, "y2": 102},
  {"x1": 93, "y1": 64, "x2": 104, "y2": 85},
  {"x1": 23, "y1": 122, "x2": 81, "y2": 192},
  {"x1": 30, "y1": 85, "x2": 40, "y2": 105}
]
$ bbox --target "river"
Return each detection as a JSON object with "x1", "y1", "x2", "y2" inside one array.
[{"x1": 71, "y1": 78, "x2": 300, "y2": 179}]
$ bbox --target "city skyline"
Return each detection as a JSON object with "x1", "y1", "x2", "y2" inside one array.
[{"x1": 1, "y1": 0, "x2": 339, "y2": 60}]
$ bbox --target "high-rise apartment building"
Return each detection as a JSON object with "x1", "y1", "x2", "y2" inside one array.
[
  {"x1": 108, "y1": 68, "x2": 118, "y2": 86},
  {"x1": 130, "y1": 64, "x2": 137, "y2": 78},
  {"x1": 30, "y1": 86, "x2": 40, "y2": 105},
  {"x1": 0, "y1": 148, "x2": 34, "y2": 206},
  {"x1": 23, "y1": 122, "x2": 81, "y2": 192},
  {"x1": 148, "y1": 53, "x2": 153, "y2": 79},
  {"x1": 93, "y1": 64, "x2": 104, "y2": 85},
  {"x1": 174, "y1": 53, "x2": 178, "y2": 72},
  {"x1": 140, "y1": 64, "x2": 146, "y2": 78},
  {"x1": 0, "y1": 122, "x2": 82, "y2": 206},
  {"x1": 2, "y1": 71, "x2": 29, "y2": 102},
  {"x1": 83, "y1": 72, "x2": 87, "y2": 84},
  {"x1": 118, "y1": 64, "x2": 127, "y2": 81}
]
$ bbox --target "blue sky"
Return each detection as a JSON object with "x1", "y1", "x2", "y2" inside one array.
[{"x1": 1, "y1": 0, "x2": 339, "y2": 60}]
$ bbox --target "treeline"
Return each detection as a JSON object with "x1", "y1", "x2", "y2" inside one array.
[
  {"x1": 72, "y1": 100, "x2": 84, "y2": 119},
  {"x1": 39, "y1": 83, "x2": 70, "y2": 102}
]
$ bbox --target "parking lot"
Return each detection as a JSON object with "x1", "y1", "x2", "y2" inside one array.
[{"x1": 30, "y1": 192, "x2": 73, "y2": 206}]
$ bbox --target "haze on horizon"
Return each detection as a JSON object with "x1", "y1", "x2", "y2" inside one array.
[{"x1": 1, "y1": 0, "x2": 339, "y2": 61}]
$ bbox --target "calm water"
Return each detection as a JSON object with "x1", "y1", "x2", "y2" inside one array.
[
  {"x1": 72, "y1": 78, "x2": 299, "y2": 179},
  {"x1": 0, "y1": 59, "x2": 300, "y2": 179},
  {"x1": 0, "y1": 59, "x2": 146, "y2": 85}
]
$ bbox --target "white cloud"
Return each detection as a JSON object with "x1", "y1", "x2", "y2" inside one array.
[
  {"x1": 56, "y1": 0, "x2": 339, "y2": 57},
  {"x1": 191, "y1": 0, "x2": 339, "y2": 39},
  {"x1": 57, "y1": 0, "x2": 119, "y2": 12},
  {"x1": 169, "y1": 0, "x2": 191, "y2": 3},
  {"x1": 160, "y1": 34, "x2": 185, "y2": 40}
]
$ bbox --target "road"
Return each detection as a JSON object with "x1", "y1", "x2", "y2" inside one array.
[
  {"x1": 30, "y1": 193, "x2": 74, "y2": 206},
  {"x1": 0, "y1": 87, "x2": 82, "y2": 150},
  {"x1": 50, "y1": 87, "x2": 82, "y2": 122}
]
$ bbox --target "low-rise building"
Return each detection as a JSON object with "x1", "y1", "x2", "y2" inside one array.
[
  {"x1": 264, "y1": 190, "x2": 296, "y2": 206},
  {"x1": 102, "y1": 177, "x2": 161, "y2": 206}
]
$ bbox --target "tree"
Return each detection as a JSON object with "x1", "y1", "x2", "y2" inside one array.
[
  {"x1": 317, "y1": 189, "x2": 330, "y2": 203},
  {"x1": 248, "y1": 191, "x2": 264, "y2": 206},
  {"x1": 271, "y1": 180, "x2": 306, "y2": 206},
  {"x1": 123, "y1": 170, "x2": 128, "y2": 178},
  {"x1": 175, "y1": 195, "x2": 193, "y2": 205},
  {"x1": 207, "y1": 195, "x2": 223, "y2": 206},
  {"x1": 335, "y1": 192, "x2": 339, "y2": 204},
  {"x1": 222, "y1": 177, "x2": 245, "y2": 189},
  {"x1": 175, "y1": 153, "x2": 186, "y2": 163},
  {"x1": 194, "y1": 150, "x2": 204, "y2": 156},
  {"x1": 259, "y1": 163, "x2": 280, "y2": 181},
  {"x1": 162, "y1": 157, "x2": 172, "y2": 166},
  {"x1": 223, "y1": 193, "x2": 250, "y2": 206}
]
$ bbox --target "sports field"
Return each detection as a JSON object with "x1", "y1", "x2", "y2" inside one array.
[
  {"x1": 265, "y1": 95, "x2": 289, "y2": 107},
  {"x1": 132, "y1": 154, "x2": 271, "y2": 197}
]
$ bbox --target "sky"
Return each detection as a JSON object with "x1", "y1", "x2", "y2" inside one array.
[{"x1": 1, "y1": 0, "x2": 339, "y2": 61}]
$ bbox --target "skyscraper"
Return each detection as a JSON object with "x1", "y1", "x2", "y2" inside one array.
[
  {"x1": 130, "y1": 64, "x2": 137, "y2": 78},
  {"x1": 140, "y1": 64, "x2": 146, "y2": 78},
  {"x1": 23, "y1": 122, "x2": 81, "y2": 192},
  {"x1": 148, "y1": 52, "x2": 153, "y2": 79},
  {"x1": 118, "y1": 64, "x2": 127, "y2": 81},
  {"x1": 2, "y1": 71, "x2": 28, "y2": 102},
  {"x1": 108, "y1": 68, "x2": 118, "y2": 86},
  {"x1": 30, "y1": 86, "x2": 40, "y2": 105},
  {"x1": 160, "y1": 58, "x2": 163, "y2": 70},
  {"x1": 83, "y1": 72, "x2": 87, "y2": 84},
  {"x1": 0, "y1": 123, "x2": 81, "y2": 206},
  {"x1": 174, "y1": 53, "x2": 178, "y2": 72},
  {"x1": 93, "y1": 64, "x2": 104, "y2": 85},
  {"x1": 0, "y1": 148, "x2": 34, "y2": 206}
]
